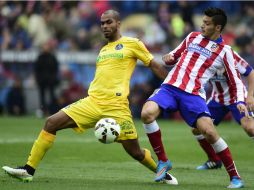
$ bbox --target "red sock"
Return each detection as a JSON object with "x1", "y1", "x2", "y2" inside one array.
[
  {"x1": 147, "y1": 130, "x2": 168, "y2": 162},
  {"x1": 198, "y1": 138, "x2": 221, "y2": 162},
  {"x1": 217, "y1": 148, "x2": 240, "y2": 180}
]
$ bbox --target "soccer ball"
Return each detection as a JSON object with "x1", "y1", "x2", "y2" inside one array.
[{"x1": 94, "y1": 118, "x2": 121, "y2": 144}]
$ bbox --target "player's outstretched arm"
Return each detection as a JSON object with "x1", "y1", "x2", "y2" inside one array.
[{"x1": 149, "y1": 59, "x2": 168, "y2": 80}]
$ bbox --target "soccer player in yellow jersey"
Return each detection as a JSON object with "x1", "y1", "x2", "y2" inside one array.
[{"x1": 2, "y1": 10, "x2": 178, "y2": 185}]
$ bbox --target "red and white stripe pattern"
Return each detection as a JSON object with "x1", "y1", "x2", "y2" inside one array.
[
  {"x1": 209, "y1": 52, "x2": 250, "y2": 105},
  {"x1": 163, "y1": 32, "x2": 245, "y2": 102}
]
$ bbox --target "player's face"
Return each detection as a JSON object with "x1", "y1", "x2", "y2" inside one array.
[
  {"x1": 100, "y1": 14, "x2": 119, "y2": 40},
  {"x1": 200, "y1": 16, "x2": 218, "y2": 39}
]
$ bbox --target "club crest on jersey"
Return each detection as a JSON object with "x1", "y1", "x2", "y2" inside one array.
[
  {"x1": 211, "y1": 44, "x2": 219, "y2": 52},
  {"x1": 115, "y1": 44, "x2": 123, "y2": 50}
]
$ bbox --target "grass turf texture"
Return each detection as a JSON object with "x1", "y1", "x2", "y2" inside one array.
[{"x1": 0, "y1": 116, "x2": 253, "y2": 190}]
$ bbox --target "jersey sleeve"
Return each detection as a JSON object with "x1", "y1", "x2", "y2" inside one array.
[
  {"x1": 223, "y1": 48, "x2": 245, "y2": 102},
  {"x1": 133, "y1": 40, "x2": 154, "y2": 66},
  {"x1": 234, "y1": 51, "x2": 253, "y2": 76},
  {"x1": 164, "y1": 32, "x2": 195, "y2": 66}
]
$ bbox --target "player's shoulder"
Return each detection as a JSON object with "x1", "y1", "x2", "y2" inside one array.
[
  {"x1": 184, "y1": 31, "x2": 202, "y2": 41},
  {"x1": 221, "y1": 43, "x2": 233, "y2": 53},
  {"x1": 120, "y1": 36, "x2": 148, "y2": 51},
  {"x1": 187, "y1": 31, "x2": 201, "y2": 38},
  {"x1": 189, "y1": 31, "x2": 201, "y2": 37},
  {"x1": 120, "y1": 36, "x2": 143, "y2": 44}
]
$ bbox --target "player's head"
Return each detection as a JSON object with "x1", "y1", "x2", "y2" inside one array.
[
  {"x1": 201, "y1": 7, "x2": 227, "y2": 39},
  {"x1": 100, "y1": 10, "x2": 121, "y2": 41}
]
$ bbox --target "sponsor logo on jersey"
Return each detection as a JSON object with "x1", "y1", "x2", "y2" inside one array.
[
  {"x1": 188, "y1": 43, "x2": 212, "y2": 58},
  {"x1": 96, "y1": 53, "x2": 123, "y2": 62},
  {"x1": 115, "y1": 44, "x2": 123, "y2": 50}
]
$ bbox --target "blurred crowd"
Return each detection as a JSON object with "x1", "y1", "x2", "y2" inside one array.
[{"x1": 0, "y1": 1, "x2": 254, "y2": 118}]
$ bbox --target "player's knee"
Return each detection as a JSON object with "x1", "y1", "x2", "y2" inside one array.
[
  {"x1": 141, "y1": 109, "x2": 155, "y2": 123},
  {"x1": 44, "y1": 116, "x2": 58, "y2": 133},
  {"x1": 197, "y1": 117, "x2": 218, "y2": 143},
  {"x1": 203, "y1": 127, "x2": 215, "y2": 137},
  {"x1": 141, "y1": 105, "x2": 158, "y2": 124},
  {"x1": 203, "y1": 128, "x2": 218, "y2": 143}
]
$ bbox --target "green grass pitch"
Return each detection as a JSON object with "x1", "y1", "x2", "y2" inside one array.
[{"x1": 0, "y1": 116, "x2": 253, "y2": 190}]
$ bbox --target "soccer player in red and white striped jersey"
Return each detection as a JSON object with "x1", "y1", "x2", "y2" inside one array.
[
  {"x1": 163, "y1": 32, "x2": 244, "y2": 101},
  {"x1": 141, "y1": 7, "x2": 247, "y2": 188},
  {"x1": 193, "y1": 51, "x2": 254, "y2": 170},
  {"x1": 210, "y1": 51, "x2": 253, "y2": 106}
]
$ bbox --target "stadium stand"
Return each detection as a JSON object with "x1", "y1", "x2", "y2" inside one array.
[{"x1": 0, "y1": 1, "x2": 254, "y2": 118}]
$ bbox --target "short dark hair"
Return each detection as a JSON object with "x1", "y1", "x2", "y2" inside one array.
[
  {"x1": 204, "y1": 7, "x2": 227, "y2": 31},
  {"x1": 102, "y1": 10, "x2": 120, "y2": 21}
]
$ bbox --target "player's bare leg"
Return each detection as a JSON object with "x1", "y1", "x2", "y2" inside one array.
[
  {"x1": 2, "y1": 111, "x2": 77, "y2": 182},
  {"x1": 193, "y1": 115, "x2": 254, "y2": 171},
  {"x1": 141, "y1": 101, "x2": 172, "y2": 182},
  {"x1": 240, "y1": 117, "x2": 254, "y2": 138},
  {"x1": 121, "y1": 139, "x2": 177, "y2": 185},
  {"x1": 196, "y1": 116, "x2": 244, "y2": 188},
  {"x1": 192, "y1": 128, "x2": 222, "y2": 170}
]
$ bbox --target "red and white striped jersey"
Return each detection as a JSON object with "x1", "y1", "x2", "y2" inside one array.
[
  {"x1": 163, "y1": 32, "x2": 245, "y2": 102},
  {"x1": 209, "y1": 52, "x2": 253, "y2": 105}
]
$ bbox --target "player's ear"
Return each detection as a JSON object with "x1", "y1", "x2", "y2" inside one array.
[
  {"x1": 117, "y1": 21, "x2": 121, "y2": 30},
  {"x1": 215, "y1": 25, "x2": 222, "y2": 32}
]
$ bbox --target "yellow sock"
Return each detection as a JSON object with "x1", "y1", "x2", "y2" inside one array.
[
  {"x1": 140, "y1": 148, "x2": 157, "y2": 173},
  {"x1": 26, "y1": 130, "x2": 56, "y2": 169}
]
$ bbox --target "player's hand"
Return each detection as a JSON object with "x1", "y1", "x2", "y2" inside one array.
[
  {"x1": 246, "y1": 95, "x2": 254, "y2": 111},
  {"x1": 162, "y1": 53, "x2": 175, "y2": 65},
  {"x1": 237, "y1": 103, "x2": 250, "y2": 118}
]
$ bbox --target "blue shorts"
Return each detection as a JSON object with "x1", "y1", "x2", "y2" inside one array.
[
  {"x1": 207, "y1": 100, "x2": 245, "y2": 125},
  {"x1": 148, "y1": 84, "x2": 211, "y2": 128}
]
